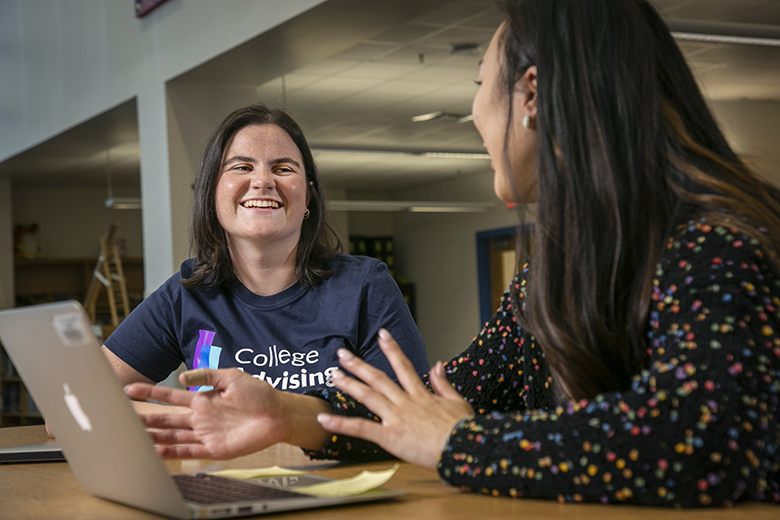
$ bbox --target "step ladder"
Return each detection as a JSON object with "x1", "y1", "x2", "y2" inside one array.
[{"x1": 83, "y1": 225, "x2": 130, "y2": 333}]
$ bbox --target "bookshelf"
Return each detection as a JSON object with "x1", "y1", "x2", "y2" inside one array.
[
  {"x1": 0, "y1": 257, "x2": 144, "y2": 427},
  {"x1": 349, "y1": 235, "x2": 416, "y2": 320}
]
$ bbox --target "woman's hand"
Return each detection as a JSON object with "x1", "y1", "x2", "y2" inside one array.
[
  {"x1": 124, "y1": 368, "x2": 331, "y2": 459},
  {"x1": 317, "y1": 329, "x2": 474, "y2": 471}
]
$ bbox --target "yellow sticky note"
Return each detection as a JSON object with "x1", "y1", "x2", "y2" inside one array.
[
  {"x1": 293, "y1": 464, "x2": 399, "y2": 497},
  {"x1": 207, "y1": 466, "x2": 305, "y2": 479}
]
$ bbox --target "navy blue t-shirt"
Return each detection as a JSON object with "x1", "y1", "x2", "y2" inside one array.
[{"x1": 105, "y1": 254, "x2": 427, "y2": 393}]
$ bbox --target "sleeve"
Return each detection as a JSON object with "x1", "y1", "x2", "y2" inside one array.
[
  {"x1": 437, "y1": 228, "x2": 780, "y2": 507},
  {"x1": 426, "y1": 265, "x2": 557, "y2": 416},
  {"x1": 103, "y1": 279, "x2": 184, "y2": 382},
  {"x1": 354, "y1": 261, "x2": 428, "y2": 378},
  {"x1": 304, "y1": 265, "x2": 559, "y2": 461}
]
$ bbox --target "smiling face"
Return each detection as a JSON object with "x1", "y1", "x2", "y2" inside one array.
[
  {"x1": 215, "y1": 124, "x2": 309, "y2": 255},
  {"x1": 472, "y1": 23, "x2": 538, "y2": 203}
]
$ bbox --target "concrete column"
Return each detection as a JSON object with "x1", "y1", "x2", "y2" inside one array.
[{"x1": 137, "y1": 82, "x2": 177, "y2": 294}]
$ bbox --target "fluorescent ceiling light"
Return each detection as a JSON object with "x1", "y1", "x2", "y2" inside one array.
[
  {"x1": 667, "y1": 19, "x2": 780, "y2": 47},
  {"x1": 327, "y1": 200, "x2": 503, "y2": 213},
  {"x1": 671, "y1": 32, "x2": 780, "y2": 47},
  {"x1": 312, "y1": 148, "x2": 489, "y2": 160},
  {"x1": 411, "y1": 111, "x2": 444, "y2": 122},
  {"x1": 410, "y1": 111, "x2": 471, "y2": 123},
  {"x1": 105, "y1": 197, "x2": 142, "y2": 210}
]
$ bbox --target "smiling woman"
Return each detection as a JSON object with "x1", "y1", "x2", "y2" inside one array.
[{"x1": 94, "y1": 104, "x2": 429, "y2": 458}]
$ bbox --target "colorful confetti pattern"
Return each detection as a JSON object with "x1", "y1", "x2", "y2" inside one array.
[{"x1": 308, "y1": 220, "x2": 780, "y2": 506}]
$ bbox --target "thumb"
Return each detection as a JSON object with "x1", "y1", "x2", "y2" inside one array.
[{"x1": 179, "y1": 368, "x2": 217, "y2": 388}]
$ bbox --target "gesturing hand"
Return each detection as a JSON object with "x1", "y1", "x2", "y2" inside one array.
[
  {"x1": 124, "y1": 368, "x2": 330, "y2": 459},
  {"x1": 317, "y1": 329, "x2": 474, "y2": 471}
]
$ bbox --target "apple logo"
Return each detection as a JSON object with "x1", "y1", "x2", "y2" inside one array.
[{"x1": 63, "y1": 383, "x2": 93, "y2": 432}]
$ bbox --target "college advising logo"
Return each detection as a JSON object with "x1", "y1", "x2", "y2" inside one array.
[
  {"x1": 63, "y1": 383, "x2": 93, "y2": 432},
  {"x1": 188, "y1": 329, "x2": 338, "y2": 392},
  {"x1": 190, "y1": 330, "x2": 222, "y2": 391}
]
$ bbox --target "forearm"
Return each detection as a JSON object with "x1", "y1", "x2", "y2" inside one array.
[{"x1": 279, "y1": 392, "x2": 333, "y2": 451}]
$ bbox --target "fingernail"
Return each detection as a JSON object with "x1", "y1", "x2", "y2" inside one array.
[
  {"x1": 337, "y1": 348, "x2": 354, "y2": 360},
  {"x1": 378, "y1": 328, "x2": 390, "y2": 340},
  {"x1": 317, "y1": 413, "x2": 332, "y2": 426},
  {"x1": 434, "y1": 361, "x2": 444, "y2": 375},
  {"x1": 331, "y1": 369, "x2": 344, "y2": 379}
]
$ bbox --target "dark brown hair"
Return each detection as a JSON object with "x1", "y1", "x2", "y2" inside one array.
[
  {"x1": 498, "y1": 0, "x2": 780, "y2": 400},
  {"x1": 182, "y1": 104, "x2": 341, "y2": 289}
]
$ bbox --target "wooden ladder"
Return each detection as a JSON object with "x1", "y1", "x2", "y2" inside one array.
[{"x1": 83, "y1": 225, "x2": 130, "y2": 334}]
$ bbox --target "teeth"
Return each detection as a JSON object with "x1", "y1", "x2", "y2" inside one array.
[{"x1": 242, "y1": 200, "x2": 280, "y2": 208}]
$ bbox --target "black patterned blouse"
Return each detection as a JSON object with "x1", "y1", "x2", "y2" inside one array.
[{"x1": 306, "y1": 220, "x2": 780, "y2": 507}]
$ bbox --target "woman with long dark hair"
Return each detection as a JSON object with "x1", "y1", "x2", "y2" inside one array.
[
  {"x1": 127, "y1": 0, "x2": 779, "y2": 506},
  {"x1": 102, "y1": 104, "x2": 427, "y2": 453}
]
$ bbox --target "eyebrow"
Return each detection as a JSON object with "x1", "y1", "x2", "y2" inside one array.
[
  {"x1": 222, "y1": 156, "x2": 302, "y2": 169},
  {"x1": 270, "y1": 157, "x2": 302, "y2": 169},
  {"x1": 222, "y1": 155, "x2": 255, "y2": 167}
]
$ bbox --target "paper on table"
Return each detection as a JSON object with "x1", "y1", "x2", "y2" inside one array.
[
  {"x1": 293, "y1": 464, "x2": 400, "y2": 497},
  {"x1": 207, "y1": 466, "x2": 305, "y2": 479}
]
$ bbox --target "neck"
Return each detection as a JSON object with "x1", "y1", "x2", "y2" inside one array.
[{"x1": 227, "y1": 237, "x2": 299, "y2": 296}]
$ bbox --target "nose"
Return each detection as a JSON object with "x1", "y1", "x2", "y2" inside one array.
[{"x1": 249, "y1": 169, "x2": 275, "y2": 191}]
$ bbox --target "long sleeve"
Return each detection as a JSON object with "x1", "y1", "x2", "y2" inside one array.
[
  {"x1": 431, "y1": 263, "x2": 557, "y2": 416},
  {"x1": 305, "y1": 264, "x2": 558, "y2": 460},
  {"x1": 438, "y1": 222, "x2": 780, "y2": 506}
]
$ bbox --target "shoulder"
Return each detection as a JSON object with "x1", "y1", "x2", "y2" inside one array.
[
  {"x1": 656, "y1": 218, "x2": 779, "y2": 296},
  {"x1": 660, "y1": 220, "x2": 772, "y2": 269},
  {"x1": 327, "y1": 254, "x2": 388, "y2": 280}
]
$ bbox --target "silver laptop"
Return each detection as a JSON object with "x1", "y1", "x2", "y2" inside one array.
[{"x1": 0, "y1": 300, "x2": 404, "y2": 519}]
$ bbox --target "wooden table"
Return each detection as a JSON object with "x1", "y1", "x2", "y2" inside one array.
[{"x1": 0, "y1": 425, "x2": 777, "y2": 519}]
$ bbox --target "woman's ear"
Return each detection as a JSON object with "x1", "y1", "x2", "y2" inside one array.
[{"x1": 519, "y1": 65, "x2": 538, "y2": 118}]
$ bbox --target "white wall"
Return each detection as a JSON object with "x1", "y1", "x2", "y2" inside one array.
[
  {"x1": 709, "y1": 100, "x2": 780, "y2": 186},
  {"x1": 384, "y1": 99, "x2": 780, "y2": 365},
  {"x1": 0, "y1": 0, "x2": 325, "y2": 164},
  {"x1": 12, "y1": 186, "x2": 144, "y2": 259},
  {"x1": 389, "y1": 172, "x2": 519, "y2": 364}
]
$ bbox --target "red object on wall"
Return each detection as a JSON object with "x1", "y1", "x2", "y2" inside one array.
[{"x1": 135, "y1": 0, "x2": 170, "y2": 18}]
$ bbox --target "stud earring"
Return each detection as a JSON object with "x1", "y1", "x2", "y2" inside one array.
[
  {"x1": 303, "y1": 209, "x2": 311, "y2": 220},
  {"x1": 522, "y1": 115, "x2": 534, "y2": 129}
]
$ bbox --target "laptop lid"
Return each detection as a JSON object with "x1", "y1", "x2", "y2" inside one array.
[
  {"x1": 0, "y1": 301, "x2": 405, "y2": 519},
  {"x1": 0, "y1": 301, "x2": 192, "y2": 519}
]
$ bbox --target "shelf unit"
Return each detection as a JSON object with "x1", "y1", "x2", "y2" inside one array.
[{"x1": 0, "y1": 257, "x2": 144, "y2": 427}]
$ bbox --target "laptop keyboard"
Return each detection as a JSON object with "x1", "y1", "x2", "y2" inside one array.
[{"x1": 173, "y1": 473, "x2": 305, "y2": 505}]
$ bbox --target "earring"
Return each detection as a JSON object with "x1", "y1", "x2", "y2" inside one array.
[
  {"x1": 303, "y1": 209, "x2": 311, "y2": 220},
  {"x1": 522, "y1": 115, "x2": 534, "y2": 129}
]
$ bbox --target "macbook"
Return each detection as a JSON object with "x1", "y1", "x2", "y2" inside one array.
[{"x1": 0, "y1": 300, "x2": 404, "y2": 519}]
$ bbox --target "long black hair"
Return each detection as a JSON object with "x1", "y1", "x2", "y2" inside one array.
[
  {"x1": 183, "y1": 104, "x2": 341, "y2": 289},
  {"x1": 498, "y1": 0, "x2": 780, "y2": 400}
]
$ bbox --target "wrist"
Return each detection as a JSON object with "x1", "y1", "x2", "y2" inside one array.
[{"x1": 278, "y1": 392, "x2": 332, "y2": 450}]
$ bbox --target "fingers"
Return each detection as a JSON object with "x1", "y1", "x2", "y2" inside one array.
[
  {"x1": 155, "y1": 444, "x2": 214, "y2": 460},
  {"x1": 377, "y1": 329, "x2": 428, "y2": 395},
  {"x1": 180, "y1": 368, "x2": 210, "y2": 387},
  {"x1": 316, "y1": 414, "x2": 385, "y2": 446},
  {"x1": 335, "y1": 349, "x2": 406, "y2": 405},
  {"x1": 139, "y1": 412, "x2": 192, "y2": 430},
  {"x1": 146, "y1": 428, "x2": 199, "y2": 446},
  {"x1": 125, "y1": 383, "x2": 195, "y2": 407},
  {"x1": 179, "y1": 367, "x2": 234, "y2": 389},
  {"x1": 330, "y1": 369, "x2": 394, "y2": 420},
  {"x1": 428, "y1": 361, "x2": 463, "y2": 401}
]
